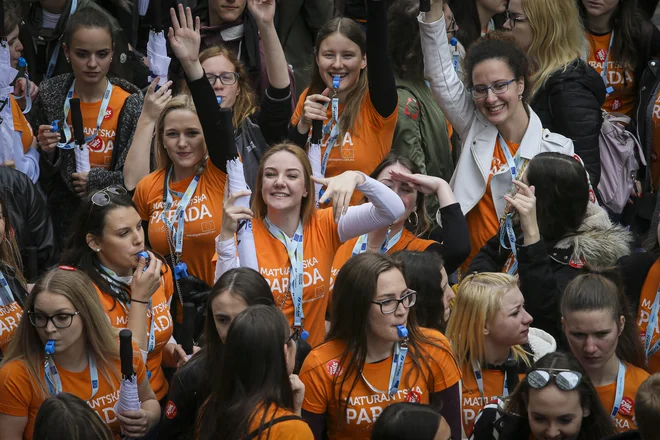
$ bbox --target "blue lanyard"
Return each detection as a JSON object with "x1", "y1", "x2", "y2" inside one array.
[
  {"x1": 319, "y1": 75, "x2": 342, "y2": 190},
  {"x1": 497, "y1": 134, "x2": 521, "y2": 274},
  {"x1": 264, "y1": 217, "x2": 305, "y2": 329},
  {"x1": 45, "y1": 353, "x2": 99, "y2": 399},
  {"x1": 610, "y1": 360, "x2": 626, "y2": 420},
  {"x1": 644, "y1": 286, "x2": 660, "y2": 362},
  {"x1": 0, "y1": 271, "x2": 15, "y2": 307},
  {"x1": 45, "y1": 0, "x2": 78, "y2": 79},
  {"x1": 351, "y1": 226, "x2": 403, "y2": 256},
  {"x1": 58, "y1": 79, "x2": 113, "y2": 149},
  {"x1": 160, "y1": 161, "x2": 206, "y2": 255},
  {"x1": 361, "y1": 340, "x2": 409, "y2": 396},
  {"x1": 498, "y1": 134, "x2": 520, "y2": 180},
  {"x1": 600, "y1": 31, "x2": 616, "y2": 95},
  {"x1": 472, "y1": 362, "x2": 509, "y2": 400}
]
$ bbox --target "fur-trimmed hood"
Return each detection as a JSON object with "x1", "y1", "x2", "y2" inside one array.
[{"x1": 552, "y1": 202, "x2": 633, "y2": 268}]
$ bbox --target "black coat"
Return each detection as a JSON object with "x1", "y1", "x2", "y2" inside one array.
[{"x1": 531, "y1": 59, "x2": 606, "y2": 186}]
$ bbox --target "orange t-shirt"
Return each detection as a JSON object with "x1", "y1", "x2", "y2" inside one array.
[
  {"x1": 11, "y1": 96, "x2": 33, "y2": 153},
  {"x1": 94, "y1": 267, "x2": 174, "y2": 400},
  {"x1": 253, "y1": 208, "x2": 342, "y2": 348},
  {"x1": 299, "y1": 327, "x2": 461, "y2": 440},
  {"x1": 461, "y1": 139, "x2": 520, "y2": 273},
  {"x1": 595, "y1": 362, "x2": 649, "y2": 432},
  {"x1": 330, "y1": 228, "x2": 436, "y2": 288},
  {"x1": 586, "y1": 32, "x2": 635, "y2": 117},
  {"x1": 291, "y1": 89, "x2": 398, "y2": 205},
  {"x1": 459, "y1": 363, "x2": 526, "y2": 436},
  {"x1": 0, "y1": 351, "x2": 147, "y2": 440},
  {"x1": 67, "y1": 85, "x2": 131, "y2": 170},
  {"x1": 0, "y1": 300, "x2": 23, "y2": 352},
  {"x1": 133, "y1": 162, "x2": 227, "y2": 287},
  {"x1": 246, "y1": 404, "x2": 313, "y2": 439},
  {"x1": 636, "y1": 258, "x2": 660, "y2": 373},
  {"x1": 650, "y1": 92, "x2": 660, "y2": 187}
]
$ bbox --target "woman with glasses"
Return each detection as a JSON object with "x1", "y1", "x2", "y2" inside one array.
[
  {"x1": 0, "y1": 267, "x2": 160, "y2": 439},
  {"x1": 215, "y1": 143, "x2": 404, "y2": 348},
  {"x1": 445, "y1": 272, "x2": 554, "y2": 437},
  {"x1": 418, "y1": 0, "x2": 574, "y2": 272},
  {"x1": 161, "y1": 268, "x2": 276, "y2": 440},
  {"x1": 470, "y1": 351, "x2": 616, "y2": 440},
  {"x1": 561, "y1": 270, "x2": 649, "y2": 433},
  {"x1": 61, "y1": 186, "x2": 184, "y2": 403},
  {"x1": 31, "y1": 8, "x2": 143, "y2": 248},
  {"x1": 197, "y1": 304, "x2": 313, "y2": 440},
  {"x1": 504, "y1": 0, "x2": 605, "y2": 188},
  {"x1": 299, "y1": 253, "x2": 462, "y2": 439}
]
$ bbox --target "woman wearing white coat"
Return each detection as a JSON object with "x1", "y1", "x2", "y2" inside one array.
[{"x1": 418, "y1": 0, "x2": 574, "y2": 272}]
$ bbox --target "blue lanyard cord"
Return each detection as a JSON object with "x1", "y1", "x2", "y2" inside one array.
[
  {"x1": 600, "y1": 31, "x2": 616, "y2": 95},
  {"x1": 644, "y1": 286, "x2": 660, "y2": 362},
  {"x1": 351, "y1": 226, "x2": 403, "y2": 256},
  {"x1": 160, "y1": 161, "x2": 206, "y2": 255},
  {"x1": 45, "y1": 353, "x2": 99, "y2": 399},
  {"x1": 0, "y1": 271, "x2": 15, "y2": 307},
  {"x1": 318, "y1": 76, "x2": 342, "y2": 188},
  {"x1": 472, "y1": 362, "x2": 509, "y2": 401},
  {"x1": 497, "y1": 135, "x2": 523, "y2": 273},
  {"x1": 610, "y1": 360, "x2": 626, "y2": 420},
  {"x1": 46, "y1": 0, "x2": 78, "y2": 80},
  {"x1": 58, "y1": 79, "x2": 114, "y2": 150},
  {"x1": 264, "y1": 217, "x2": 305, "y2": 329},
  {"x1": 361, "y1": 340, "x2": 410, "y2": 396}
]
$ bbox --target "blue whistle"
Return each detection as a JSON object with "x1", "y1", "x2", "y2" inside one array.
[
  {"x1": 301, "y1": 329, "x2": 309, "y2": 341},
  {"x1": 17, "y1": 57, "x2": 27, "y2": 68},
  {"x1": 450, "y1": 37, "x2": 458, "y2": 47},
  {"x1": 216, "y1": 96, "x2": 223, "y2": 106},
  {"x1": 606, "y1": 86, "x2": 614, "y2": 95},
  {"x1": 333, "y1": 75, "x2": 341, "y2": 90},
  {"x1": 45, "y1": 339, "x2": 55, "y2": 355},
  {"x1": 318, "y1": 188, "x2": 326, "y2": 203},
  {"x1": 174, "y1": 262, "x2": 189, "y2": 280},
  {"x1": 396, "y1": 325, "x2": 408, "y2": 339},
  {"x1": 51, "y1": 120, "x2": 59, "y2": 132},
  {"x1": 136, "y1": 250, "x2": 149, "y2": 262}
]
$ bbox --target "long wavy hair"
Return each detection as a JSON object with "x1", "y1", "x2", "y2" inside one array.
[
  {"x1": 33, "y1": 393, "x2": 115, "y2": 440},
  {"x1": 308, "y1": 17, "x2": 368, "y2": 145},
  {"x1": 446, "y1": 272, "x2": 532, "y2": 369},
  {"x1": 560, "y1": 269, "x2": 645, "y2": 369},
  {"x1": 505, "y1": 352, "x2": 616, "y2": 440},
  {"x1": 387, "y1": 0, "x2": 425, "y2": 79},
  {"x1": 196, "y1": 305, "x2": 295, "y2": 440},
  {"x1": 328, "y1": 253, "x2": 457, "y2": 432},
  {"x1": 0, "y1": 194, "x2": 26, "y2": 287},
  {"x1": 522, "y1": 0, "x2": 588, "y2": 97},
  {"x1": 0, "y1": 268, "x2": 122, "y2": 397}
]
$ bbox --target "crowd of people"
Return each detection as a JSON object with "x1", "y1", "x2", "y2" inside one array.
[{"x1": 2, "y1": 0, "x2": 660, "y2": 438}]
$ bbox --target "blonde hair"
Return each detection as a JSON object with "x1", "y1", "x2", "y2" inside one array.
[
  {"x1": 1, "y1": 268, "x2": 122, "y2": 398},
  {"x1": 154, "y1": 94, "x2": 207, "y2": 171},
  {"x1": 523, "y1": 0, "x2": 588, "y2": 97},
  {"x1": 446, "y1": 273, "x2": 531, "y2": 368},
  {"x1": 251, "y1": 143, "x2": 316, "y2": 227}
]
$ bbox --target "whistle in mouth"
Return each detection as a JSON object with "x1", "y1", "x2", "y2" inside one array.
[
  {"x1": 396, "y1": 325, "x2": 408, "y2": 339},
  {"x1": 333, "y1": 75, "x2": 341, "y2": 90},
  {"x1": 45, "y1": 339, "x2": 55, "y2": 355},
  {"x1": 216, "y1": 96, "x2": 223, "y2": 105}
]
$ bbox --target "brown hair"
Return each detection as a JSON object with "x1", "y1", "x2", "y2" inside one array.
[
  {"x1": 251, "y1": 143, "x2": 316, "y2": 226},
  {"x1": 636, "y1": 373, "x2": 660, "y2": 440}
]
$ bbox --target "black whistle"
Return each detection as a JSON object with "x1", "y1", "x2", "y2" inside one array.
[
  {"x1": 119, "y1": 329, "x2": 134, "y2": 379},
  {"x1": 69, "y1": 98, "x2": 85, "y2": 147},
  {"x1": 180, "y1": 303, "x2": 196, "y2": 355},
  {"x1": 311, "y1": 120, "x2": 322, "y2": 145}
]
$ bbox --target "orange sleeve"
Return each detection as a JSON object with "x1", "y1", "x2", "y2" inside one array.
[
  {"x1": 427, "y1": 333, "x2": 461, "y2": 391},
  {"x1": 270, "y1": 419, "x2": 314, "y2": 439},
  {"x1": 316, "y1": 208, "x2": 342, "y2": 252},
  {"x1": 161, "y1": 264, "x2": 175, "y2": 302},
  {"x1": 133, "y1": 176, "x2": 153, "y2": 221},
  {"x1": 290, "y1": 88, "x2": 309, "y2": 126},
  {"x1": 299, "y1": 349, "x2": 331, "y2": 415},
  {"x1": 0, "y1": 360, "x2": 35, "y2": 417},
  {"x1": 134, "y1": 347, "x2": 148, "y2": 383}
]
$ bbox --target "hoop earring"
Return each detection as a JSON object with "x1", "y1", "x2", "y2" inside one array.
[{"x1": 408, "y1": 211, "x2": 419, "y2": 228}]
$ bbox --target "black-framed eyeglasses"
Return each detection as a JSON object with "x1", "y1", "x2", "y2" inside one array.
[
  {"x1": 287, "y1": 327, "x2": 300, "y2": 345},
  {"x1": 527, "y1": 369, "x2": 582, "y2": 391},
  {"x1": 446, "y1": 16, "x2": 458, "y2": 35},
  {"x1": 505, "y1": 10, "x2": 527, "y2": 29},
  {"x1": 28, "y1": 311, "x2": 81, "y2": 329},
  {"x1": 206, "y1": 71, "x2": 240, "y2": 86},
  {"x1": 469, "y1": 79, "x2": 516, "y2": 99},
  {"x1": 371, "y1": 290, "x2": 417, "y2": 315},
  {"x1": 91, "y1": 185, "x2": 127, "y2": 207}
]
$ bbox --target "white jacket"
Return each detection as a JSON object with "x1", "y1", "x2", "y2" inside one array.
[{"x1": 418, "y1": 13, "x2": 574, "y2": 219}]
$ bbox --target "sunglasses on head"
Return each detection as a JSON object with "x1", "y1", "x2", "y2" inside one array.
[{"x1": 527, "y1": 369, "x2": 582, "y2": 391}]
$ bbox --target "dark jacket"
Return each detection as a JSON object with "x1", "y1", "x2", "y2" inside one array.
[
  {"x1": 531, "y1": 59, "x2": 606, "y2": 186},
  {"x1": 469, "y1": 203, "x2": 633, "y2": 345},
  {"x1": 0, "y1": 167, "x2": 57, "y2": 280},
  {"x1": 618, "y1": 250, "x2": 657, "y2": 312},
  {"x1": 29, "y1": 74, "x2": 143, "y2": 246}
]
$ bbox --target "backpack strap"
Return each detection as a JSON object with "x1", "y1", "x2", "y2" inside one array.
[{"x1": 244, "y1": 415, "x2": 302, "y2": 440}]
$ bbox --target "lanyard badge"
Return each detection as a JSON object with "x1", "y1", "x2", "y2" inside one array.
[
  {"x1": 645, "y1": 287, "x2": 660, "y2": 363},
  {"x1": 0, "y1": 271, "x2": 15, "y2": 307}
]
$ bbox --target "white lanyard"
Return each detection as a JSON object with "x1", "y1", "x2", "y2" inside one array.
[
  {"x1": 319, "y1": 75, "x2": 342, "y2": 186},
  {"x1": 361, "y1": 341, "x2": 409, "y2": 396},
  {"x1": 45, "y1": 353, "x2": 99, "y2": 399},
  {"x1": 45, "y1": 0, "x2": 78, "y2": 79},
  {"x1": 610, "y1": 360, "x2": 626, "y2": 420},
  {"x1": 498, "y1": 134, "x2": 521, "y2": 275},
  {"x1": 351, "y1": 227, "x2": 403, "y2": 256},
  {"x1": 264, "y1": 217, "x2": 305, "y2": 329},
  {"x1": 160, "y1": 161, "x2": 206, "y2": 255},
  {"x1": 645, "y1": 286, "x2": 660, "y2": 362},
  {"x1": 600, "y1": 31, "x2": 616, "y2": 95},
  {"x1": 99, "y1": 265, "x2": 156, "y2": 355},
  {"x1": 58, "y1": 79, "x2": 113, "y2": 150},
  {"x1": 472, "y1": 361, "x2": 509, "y2": 400},
  {"x1": 0, "y1": 271, "x2": 15, "y2": 307}
]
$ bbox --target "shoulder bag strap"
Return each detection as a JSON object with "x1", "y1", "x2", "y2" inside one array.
[{"x1": 244, "y1": 415, "x2": 303, "y2": 440}]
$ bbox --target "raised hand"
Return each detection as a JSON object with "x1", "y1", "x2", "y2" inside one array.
[
  {"x1": 219, "y1": 188, "x2": 254, "y2": 241},
  {"x1": 247, "y1": 0, "x2": 276, "y2": 26},
  {"x1": 389, "y1": 170, "x2": 441, "y2": 195},
  {"x1": 168, "y1": 5, "x2": 201, "y2": 65},
  {"x1": 141, "y1": 77, "x2": 173, "y2": 123},
  {"x1": 503, "y1": 180, "x2": 540, "y2": 245},
  {"x1": 312, "y1": 171, "x2": 366, "y2": 223},
  {"x1": 298, "y1": 89, "x2": 331, "y2": 134}
]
